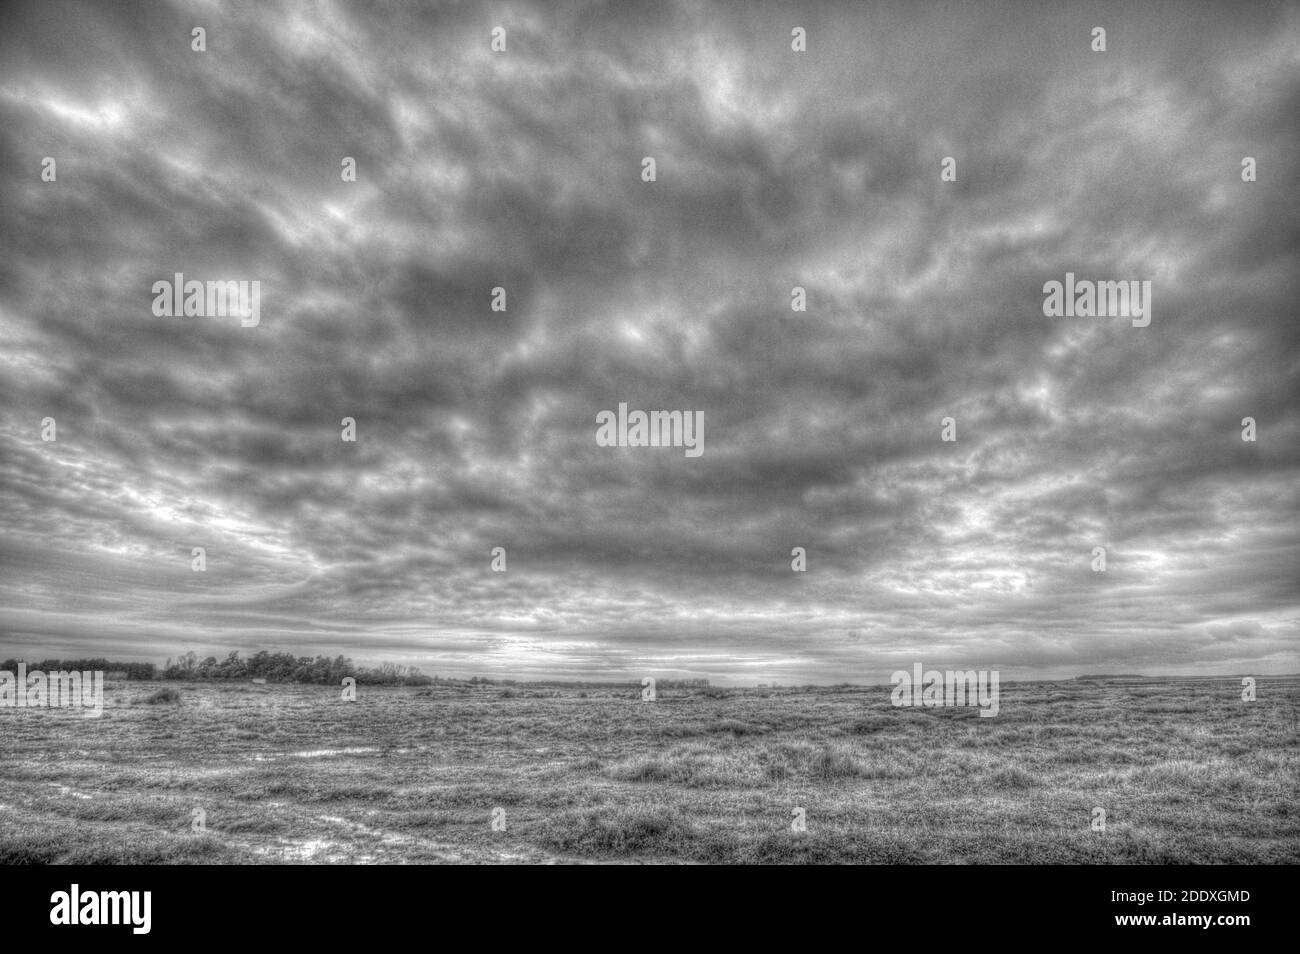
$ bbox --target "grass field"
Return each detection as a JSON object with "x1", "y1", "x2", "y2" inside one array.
[{"x1": 1, "y1": 676, "x2": 1296, "y2": 864}]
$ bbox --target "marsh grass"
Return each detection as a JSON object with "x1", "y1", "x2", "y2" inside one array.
[{"x1": 1, "y1": 676, "x2": 1295, "y2": 863}]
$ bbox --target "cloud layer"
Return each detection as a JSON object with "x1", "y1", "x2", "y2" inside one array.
[{"x1": 2, "y1": 0, "x2": 1298, "y2": 682}]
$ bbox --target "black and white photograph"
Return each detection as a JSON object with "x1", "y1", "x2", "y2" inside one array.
[{"x1": 1, "y1": 0, "x2": 1297, "y2": 908}]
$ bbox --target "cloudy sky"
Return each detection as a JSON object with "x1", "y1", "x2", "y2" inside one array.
[{"x1": 1, "y1": 0, "x2": 1297, "y2": 683}]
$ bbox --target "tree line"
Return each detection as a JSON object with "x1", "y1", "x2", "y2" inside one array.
[
  {"x1": 1, "y1": 658, "x2": 156, "y2": 680},
  {"x1": 3, "y1": 654, "x2": 715, "y2": 689},
  {"x1": 161, "y1": 651, "x2": 432, "y2": 685},
  {"x1": 1, "y1": 652, "x2": 431, "y2": 686}
]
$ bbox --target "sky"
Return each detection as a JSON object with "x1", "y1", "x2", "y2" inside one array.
[{"x1": 1, "y1": 0, "x2": 1297, "y2": 684}]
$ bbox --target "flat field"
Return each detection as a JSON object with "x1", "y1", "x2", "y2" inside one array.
[{"x1": 1, "y1": 677, "x2": 1295, "y2": 864}]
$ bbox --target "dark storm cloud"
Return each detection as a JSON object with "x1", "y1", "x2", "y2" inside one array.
[{"x1": 1, "y1": 0, "x2": 1296, "y2": 681}]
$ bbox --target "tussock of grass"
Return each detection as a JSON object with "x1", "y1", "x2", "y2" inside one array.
[
  {"x1": 809, "y1": 745, "x2": 863, "y2": 780},
  {"x1": 988, "y1": 765, "x2": 1039, "y2": 789},
  {"x1": 1132, "y1": 760, "x2": 1253, "y2": 796},
  {"x1": 0, "y1": 829, "x2": 238, "y2": 864},
  {"x1": 610, "y1": 758, "x2": 676, "y2": 783},
  {"x1": 760, "y1": 742, "x2": 864, "y2": 781},
  {"x1": 141, "y1": 688, "x2": 183, "y2": 705},
  {"x1": 220, "y1": 816, "x2": 287, "y2": 835},
  {"x1": 849, "y1": 717, "x2": 890, "y2": 734},
  {"x1": 540, "y1": 808, "x2": 694, "y2": 856},
  {"x1": 712, "y1": 719, "x2": 768, "y2": 736}
]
